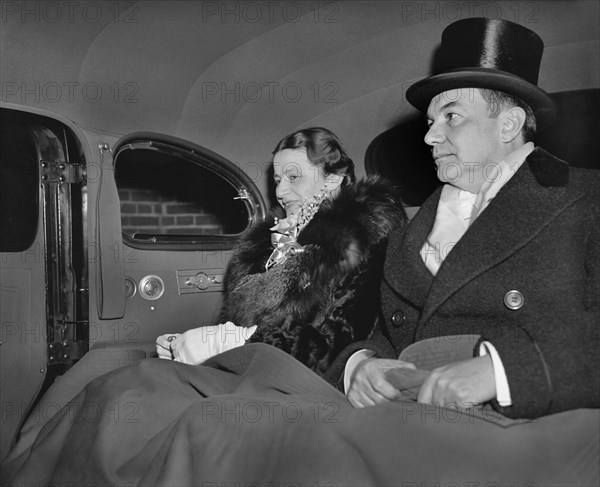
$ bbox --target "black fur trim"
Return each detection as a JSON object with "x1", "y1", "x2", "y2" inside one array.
[{"x1": 528, "y1": 147, "x2": 570, "y2": 187}]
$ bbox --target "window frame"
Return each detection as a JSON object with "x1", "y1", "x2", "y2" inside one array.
[{"x1": 113, "y1": 132, "x2": 267, "y2": 251}]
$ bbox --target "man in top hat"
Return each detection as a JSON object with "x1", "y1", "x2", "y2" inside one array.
[{"x1": 343, "y1": 17, "x2": 600, "y2": 419}]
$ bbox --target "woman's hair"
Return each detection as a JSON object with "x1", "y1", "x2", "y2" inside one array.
[{"x1": 272, "y1": 127, "x2": 356, "y2": 186}]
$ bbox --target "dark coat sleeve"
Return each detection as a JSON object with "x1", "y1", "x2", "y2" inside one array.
[{"x1": 324, "y1": 318, "x2": 397, "y2": 389}]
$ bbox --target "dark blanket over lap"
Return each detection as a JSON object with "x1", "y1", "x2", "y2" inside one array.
[{"x1": 3, "y1": 343, "x2": 599, "y2": 487}]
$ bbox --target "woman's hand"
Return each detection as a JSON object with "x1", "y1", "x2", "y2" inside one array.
[
  {"x1": 156, "y1": 333, "x2": 181, "y2": 359},
  {"x1": 156, "y1": 323, "x2": 257, "y2": 365}
]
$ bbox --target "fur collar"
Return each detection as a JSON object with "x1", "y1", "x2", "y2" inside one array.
[
  {"x1": 235, "y1": 176, "x2": 405, "y2": 269},
  {"x1": 223, "y1": 176, "x2": 406, "y2": 295}
]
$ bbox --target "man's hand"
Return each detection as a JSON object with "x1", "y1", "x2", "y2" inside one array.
[
  {"x1": 347, "y1": 358, "x2": 416, "y2": 408},
  {"x1": 417, "y1": 355, "x2": 496, "y2": 409}
]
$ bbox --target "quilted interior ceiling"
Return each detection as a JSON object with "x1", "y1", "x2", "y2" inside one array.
[{"x1": 2, "y1": 1, "x2": 599, "y2": 183}]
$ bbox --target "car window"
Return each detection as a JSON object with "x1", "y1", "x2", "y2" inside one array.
[
  {"x1": 0, "y1": 124, "x2": 39, "y2": 252},
  {"x1": 114, "y1": 143, "x2": 258, "y2": 245}
]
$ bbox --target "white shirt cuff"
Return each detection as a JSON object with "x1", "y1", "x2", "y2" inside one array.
[
  {"x1": 479, "y1": 341, "x2": 512, "y2": 406},
  {"x1": 344, "y1": 349, "x2": 376, "y2": 394}
]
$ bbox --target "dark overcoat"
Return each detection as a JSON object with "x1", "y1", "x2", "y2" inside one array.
[{"x1": 333, "y1": 148, "x2": 600, "y2": 419}]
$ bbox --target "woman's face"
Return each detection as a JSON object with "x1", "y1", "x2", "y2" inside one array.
[{"x1": 273, "y1": 148, "x2": 327, "y2": 217}]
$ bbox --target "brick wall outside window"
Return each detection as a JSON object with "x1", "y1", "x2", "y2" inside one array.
[{"x1": 118, "y1": 188, "x2": 224, "y2": 236}]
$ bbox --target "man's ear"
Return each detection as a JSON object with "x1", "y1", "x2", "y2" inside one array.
[
  {"x1": 324, "y1": 173, "x2": 343, "y2": 192},
  {"x1": 500, "y1": 106, "x2": 526, "y2": 143}
]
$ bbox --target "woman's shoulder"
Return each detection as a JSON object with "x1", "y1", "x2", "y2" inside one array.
[{"x1": 304, "y1": 176, "x2": 406, "y2": 244}]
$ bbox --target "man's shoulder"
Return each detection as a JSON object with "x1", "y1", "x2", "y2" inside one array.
[
  {"x1": 529, "y1": 146, "x2": 600, "y2": 191},
  {"x1": 566, "y1": 164, "x2": 600, "y2": 185}
]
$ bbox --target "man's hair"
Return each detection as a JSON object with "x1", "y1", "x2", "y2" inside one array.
[{"x1": 479, "y1": 89, "x2": 537, "y2": 142}]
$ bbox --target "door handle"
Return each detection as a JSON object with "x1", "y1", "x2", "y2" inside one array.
[{"x1": 185, "y1": 272, "x2": 222, "y2": 290}]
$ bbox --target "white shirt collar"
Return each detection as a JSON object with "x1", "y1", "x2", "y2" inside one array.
[{"x1": 421, "y1": 142, "x2": 535, "y2": 275}]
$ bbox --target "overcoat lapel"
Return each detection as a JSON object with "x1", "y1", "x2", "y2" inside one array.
[
  {"x1": 383, "y1": 186, "x2": 441, "y2": 307},
  {"x1": 420, "y1": 152, "x2": 582, "y2": 325}
]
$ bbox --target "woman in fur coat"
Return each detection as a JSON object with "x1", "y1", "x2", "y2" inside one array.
[
  {"x1": 158, "y1": 127, "x2": 406, "y2": 380},
  {"x1": 2, "y1": 130, "x2": 408, "y2": 484}
]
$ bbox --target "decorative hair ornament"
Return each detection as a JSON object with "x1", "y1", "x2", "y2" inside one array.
[{"x1": 265, "y1": 188, "x2": 329, "y2": 270}]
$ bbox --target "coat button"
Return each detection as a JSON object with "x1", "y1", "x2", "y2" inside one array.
[
  {"x1": 391, "y1": 311, "x2": 405, "y2": 327},
  {"x1": 504, "y1": 290, "x2": 525, "y2": 310}
]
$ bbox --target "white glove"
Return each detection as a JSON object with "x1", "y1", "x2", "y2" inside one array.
[{"x1": 155, "y1": 322, "x2": 257, "y2": 365}]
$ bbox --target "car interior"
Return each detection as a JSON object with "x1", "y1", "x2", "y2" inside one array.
[{"x1": 1, "y1": 0, "x2": 598, "y2": 480}]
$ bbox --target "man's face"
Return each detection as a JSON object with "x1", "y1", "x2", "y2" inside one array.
[{"x1": 425, "y1": 88, "x2": 506, "y2": 193}]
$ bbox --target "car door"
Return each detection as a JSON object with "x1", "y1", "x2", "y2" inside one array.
[
  {"x1": 1, "y1": 108, "x2": 88, "y2": 460},
  {"x1": 0, "y1": 108, "x2": 266, "y2": 460},
  {"x1": 88, "y1": 132, "x2": 267, "y2": 348}
]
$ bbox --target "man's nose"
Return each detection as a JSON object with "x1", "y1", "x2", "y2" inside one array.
[{"x1": 424, "y1": 123, "x2": 444, "y2": 146}]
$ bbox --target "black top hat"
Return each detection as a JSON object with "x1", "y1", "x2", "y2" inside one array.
[{"x1": 406, "y1": 18, "x2": 555, "y2": 127}]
